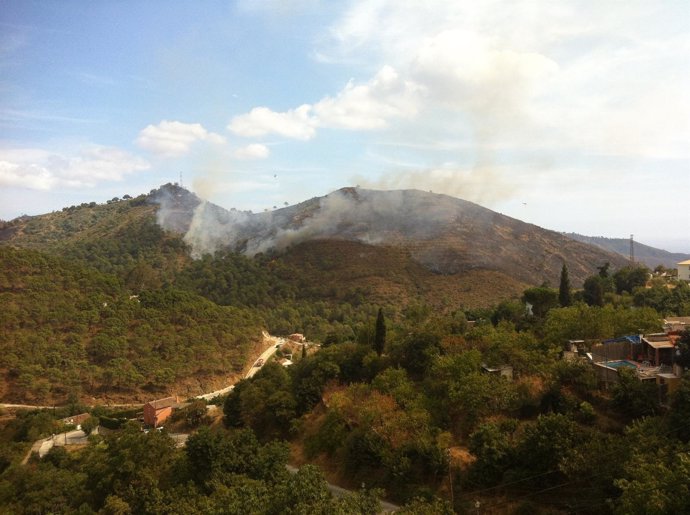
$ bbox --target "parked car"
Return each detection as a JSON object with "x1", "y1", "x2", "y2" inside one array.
[{"x1": 255, "y1": 358, "x2": 264, "y2": 367}]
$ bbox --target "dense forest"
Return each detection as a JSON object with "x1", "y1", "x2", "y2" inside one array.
[{"x1": 2, "y1": 190, "x2": 690, "y2": 513}]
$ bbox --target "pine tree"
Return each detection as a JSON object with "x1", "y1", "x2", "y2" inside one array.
[
  {"x1": 374, "y1": 308, "x2": 386, "y2": 356},
  {"x1": 559, "y1": 263, "x2": 572, "y2": 307}
]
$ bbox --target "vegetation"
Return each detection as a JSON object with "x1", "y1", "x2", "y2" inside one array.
[
  {"x1": 0, "y1": 246, "x2": 262, "y2": 401},
  {"x1": 1, "y1": 189, "x2": 690, "y2": 513}
]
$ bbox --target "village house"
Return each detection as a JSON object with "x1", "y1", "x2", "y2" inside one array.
[
  {"x1": 641, "y1": 334, "x2": 677, "y2": 366},
  {"x1": 481, "y1": 364, "x2": 514, "y2": 381},
  {"x1": 664, "y1": 316, "x2": 690, "y2": 333},
  {"x1": 143, "y1": 396, "x2": 178, "y2": 428},
  {"x1": 580, "y1": 329, "x2": 685, "y2": 402},
  {"x1": 61, "y1": 413, "x2": 91, "y2": 430},
  {"x1": 678, "y1": 260, "x2": 690, "y2": 282}
]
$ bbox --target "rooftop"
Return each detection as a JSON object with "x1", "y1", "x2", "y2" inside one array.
[{"x1": 146, "y1": 396, "x2": 177, "y2": 410}]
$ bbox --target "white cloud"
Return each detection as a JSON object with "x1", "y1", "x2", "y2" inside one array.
[
  {"x1": 228, "y1": 105, "x2": 317, "y2": 140},
  {"x1": 320, "y1": 1, "x2": 690, "y2": 159},
  {"x1": 314, "y1": 65, "x2": 424, "y2": 130},
  {"x1": 0, "y1": 146, "x2": 150, "y2": 190},
  {"x1": 233, "y1": 143, "x2": 270, "y2": 160},
  {"x1": 136, "y1": 120, "x2": 226, "y2": 158},
  {"x1": 229, "y1": 65, "x2": 424, "y2": 139}
]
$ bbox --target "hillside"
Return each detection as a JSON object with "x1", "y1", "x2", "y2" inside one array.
[
  {"x1": 564, "y1": 233, "x2": 690, "y2": 269},
  {"x1": 1, "y1": 184, "x2": 635, "y2": 308},
  {"x1": 0, "y1": 246, "x2": 263, "y2": 403},
  {"x1": 0, "y1": 184, "x2": 651, "y2": 404},
  {"x1": 160, "y1": 186, "x2": 630, "y2": 287},
  {"x1": 275, "y1": 239, "x2": 528, "y2": 309}
]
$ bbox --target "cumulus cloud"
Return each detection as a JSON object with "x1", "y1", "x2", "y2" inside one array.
[
  {"x1": 228, "y1": 65, "x2": 424, "y2": 139},
  {"x1": 314, "y1": 65, "x2": 424, "y2": 129},
  {"x1": 136, "y1": 120, "x2": 225, "y2": 158},
  {"x1": 233, "y1": 143, "x2": 270, "y2": 160},
  {"x1": 0, "y1": 146, "x2": 150, "y2": 190},
  {"x1": 228, "y1": 105, "x2": 316, "y2": 140}
]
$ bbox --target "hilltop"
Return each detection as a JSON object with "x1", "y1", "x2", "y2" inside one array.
[{"x1": 156, "y1": 186, "x2": 630, "y2": 287}]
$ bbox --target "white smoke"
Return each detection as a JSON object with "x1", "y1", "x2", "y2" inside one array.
[{"x1": 159, "y1": 186, "x2": 491, "y2": 259}]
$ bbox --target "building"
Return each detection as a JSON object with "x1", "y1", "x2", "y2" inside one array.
[
  {"x1": 143, "y1": 396, "x2": 177, "y2": 427},
  {"x1": 678, "y1": 260, "x2": 690, "y2": 282},
  {"x1": 288, "y1": 333, "x2": 305, "y2": 343},
  {"x1": 61, "y1": 413, "x2": 91, "y2": 430},
  {"x1": 641, "y1": 334, "x2": 677, "y2": 366},
  {"x1": 664, "y1": 317, "x2": 690, "y2": 333},
  {"x1": 481, "y1": 364, "x2": 513, "y2": 381}
]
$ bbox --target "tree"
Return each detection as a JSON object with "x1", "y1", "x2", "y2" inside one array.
[
  {"x1": 668, "y1": 375, "x2": 690, "y2": 442},
  {"x1": 81, "y1": 416, "x2": 99, "y2": 435},
  {"x1": 374, "y1": 308, "x2": 386, "y2": 356},
  {"x1": 522, "y1": 286, "x2": 559, "y2": 318},
  {"x1": 583, "y1": 276, "x2": 608, "y2": 306},
  {"x1": 612, "y1": 368, "x2": 659, "y2": 419},
  {"x1": 614, "y1": 265, "x2": 649, "y2": 294},
  {"x1": 675, "y1": 328, "x2": 690, "y2": 369},
  {"x1": 559, "y1": 264, "x2": 572, "y2": 307}
]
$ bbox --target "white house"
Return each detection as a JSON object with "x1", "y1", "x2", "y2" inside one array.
[{"x1": 678, "y1": 260, "x2": 690, "y2": 282}]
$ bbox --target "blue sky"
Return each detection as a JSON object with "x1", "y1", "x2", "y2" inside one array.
[{"x1": 1, "y1": 0, "x2": 689, "y2": 252}]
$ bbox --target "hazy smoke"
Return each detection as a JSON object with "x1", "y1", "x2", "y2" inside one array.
[
  {"x1": 354, "y1": 164, "x2": 519, "y2": 207},
  {"x1": 156, "y1": 186, "x2": 492, "y2": 259}
]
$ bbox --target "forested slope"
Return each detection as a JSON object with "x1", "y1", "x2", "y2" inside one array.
[{"x1": 0, "y1": 247, "x2": 262, "y2": 403}]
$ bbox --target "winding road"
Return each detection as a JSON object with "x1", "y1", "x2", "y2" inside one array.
[{"x1": 196, "y1": 332, "x2": 286, "y2": 400}]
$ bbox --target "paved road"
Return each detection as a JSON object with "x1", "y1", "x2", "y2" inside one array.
[
  {"x1": 197, "y1": 333, "x2": 286, "y2": 401},
  {"x1": 285, "y1": 465, "x2": 399, "y2": 513},
  {"x1": 245, "y1": 334, "x2": 286, "y2": 379},
  {"x1": 22, "y1": 428, "x2": 97, "y2": 463}
]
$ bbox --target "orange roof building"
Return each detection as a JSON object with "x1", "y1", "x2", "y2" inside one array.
[{"x1": 143, "y1": 396, "x2": 177, "y2": 428}]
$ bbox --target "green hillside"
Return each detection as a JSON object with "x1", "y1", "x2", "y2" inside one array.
[{"x1": 0, "y1": 246, "x2": 262, "y2": 403}]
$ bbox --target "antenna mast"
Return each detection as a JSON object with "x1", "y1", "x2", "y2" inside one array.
[{"x1": 179, "y1": 171, "x2": 183, "y2": 188}]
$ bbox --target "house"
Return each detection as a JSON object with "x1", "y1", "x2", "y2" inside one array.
[
  {"x1": 664, "y1": 317, "x2": 690, "y2": 333},
  {"x1": 678, "y1": 260, "x2": 690, "y2": 281},
  {"x1": 288, "y1": 333, "x2": 305, "y2": 343},
  {"x1": 641, "y1": 334, "x2": 677, "y2": 366},
  {"x1": 143, "y1": 396, "x2": 178, "y2": 427},
  {"x1": 591, "y1": 335, "x2": 642, "y2": 363},
  {"x1": 481, "y1": 364, "x2": 513, "y2": 381},
  {"x1": 61, "y1": 413, "x2": 91, "y2": 430}
]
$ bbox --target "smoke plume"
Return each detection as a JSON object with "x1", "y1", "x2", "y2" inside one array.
[{"x1": 155, "y1": 185, "x2": 495, "y2": 259}]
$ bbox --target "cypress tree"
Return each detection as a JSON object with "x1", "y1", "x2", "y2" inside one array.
[
  {"x1": 374, "y1": 308, "x2": 386, "y2": 356},
  {"x1": 559, "y1": 263, "x2": 572, "y2": 307}
]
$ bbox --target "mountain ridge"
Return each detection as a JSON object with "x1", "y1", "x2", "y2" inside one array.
[
  {"x1": 564, "y1": 232, "x2": 689, "y2": 269},
  {"x1": 155, "y1": 185, "x2": 631, "y2": 286}
]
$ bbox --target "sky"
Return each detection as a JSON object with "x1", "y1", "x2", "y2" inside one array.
[{"x1": 1, "y1": 0, "x2": 689, "y2": 252}]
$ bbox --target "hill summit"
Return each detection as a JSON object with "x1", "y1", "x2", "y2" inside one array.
[{"x1": 155, "y1": 185, "x2": 628, "y2": 286}]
